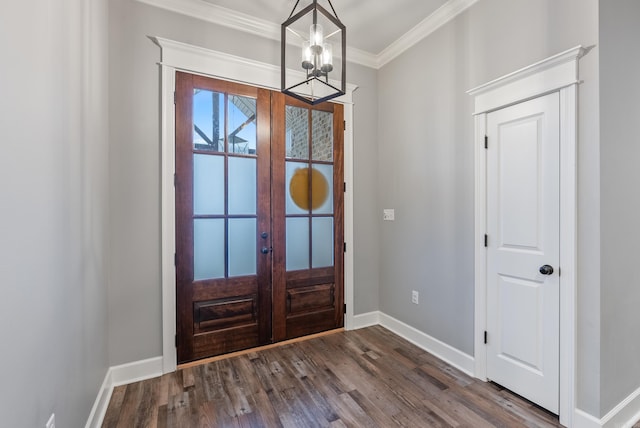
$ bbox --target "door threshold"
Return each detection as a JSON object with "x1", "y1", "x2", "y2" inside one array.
[{"x1": 178, "y1": 328, "x2": 345, "y2": 370}]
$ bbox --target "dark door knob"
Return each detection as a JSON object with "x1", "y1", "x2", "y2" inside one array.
[
  {"x1": 261, "y1": 232, "x2": 268, "y2": 239},
  {"x1": 261, "y1": 247, "x2": 270, "y2": 254},
  {"x1": 539, "y1": 265, "x2": 554, "y2": 275}
]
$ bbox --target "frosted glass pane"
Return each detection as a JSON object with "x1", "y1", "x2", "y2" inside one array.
[
  {"x1": 228, "y1": 157, "x2": 256, "y2": 215},
  {"x1": 312, "y1": 217, "x2": 334, "y2": 268},
  {"x1": 286, "y1": 105, "x2": 309, "y2": 159},
  {"x1": 193, "y1": 89, "x2": 224, "y2": 151},
  {"x1": 286, "y1": 161, "x2": 310, "y2": 215},
  {"x1": 312, "y1": 110, "x2": 333, "y2": 161},
  {"x1": 311, "y1": 164, "x2": 333, "y2": 214},
  {"x1": 228, "y1": 95, "x2": 257, "y2": 155},
  {"x1": 194, "y1": 219, "x2": 225, "y2": 280},
  {"x1": 194, "y1": 154, "x2": 224, "y2": 215},
  {"x1": 286, "y1": 218, "x2": 309, "y2": 271},
  {"x1": 228, "y1": 219, "x2": 256, "y2": 277}
]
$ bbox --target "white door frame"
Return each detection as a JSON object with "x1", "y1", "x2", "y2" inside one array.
[
  {"x1": 468, "y1": 46, "x2": 587, "y2": 427},
  {"x1": 151, "y1": 37, "x2": 358, "y2": 374}
]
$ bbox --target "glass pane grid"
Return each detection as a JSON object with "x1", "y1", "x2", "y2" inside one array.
[
  {"x1": 228, "y1": 95, "x2": 257, "y2": 155},
  {"x1": 286, "y1": 106, "x2": 309, "y2": 160},
  {"x1": 193, "y1": 89, "x2": 224, "y2": 152},
  {"x1": 312, "y1": 110, "x2": 333, "y2": 161},
  {"x1": 192, "y1": 89, "x2": 259, "y2": 281}
]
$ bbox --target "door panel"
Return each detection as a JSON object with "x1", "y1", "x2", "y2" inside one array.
[
  {"x1": 175, "y1": 72, "x2": 272, "y2": 363},
  {"x1": 272, "y1": 94, "x2": 344, "y2": 342},
  {"x1": 486, "y1": 92, "x2": 560, "y2": 413}
]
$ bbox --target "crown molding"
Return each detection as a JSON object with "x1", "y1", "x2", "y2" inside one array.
[
  {"x1": 137, "y1": 0, "x2": 278, "y2": 40},
  {"x1": 345, "y1": 46, "x2": 378, "y2": 69},
  {"x1": 376, "y1": 0, "x2": 480, "y2": 68},
  {"x1": 136, "y1": 0, "x2": 378, "y2": 68},
  {"x1": 136, "y1": 0, "x2": 479, "y2": 70}
]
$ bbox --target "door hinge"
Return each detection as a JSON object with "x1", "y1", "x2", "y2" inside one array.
[
  {"x1": 484, "y1": 234, "x2": 488, "y2": 247},
  {"x1": 344, "y1": 303, "x2": 347, "y2": 314},
  {"x1": 175, "y1": 334, "x2": 178, "y2": 348},
  {"x1": 344, "y1": 242, "x2": 347, "y2": 253},
  {"x1": 343, "y1": 120, "x2": 346, "y2": 131},
  {"x1": 484, "y1": 331, "x2": 488, "y2": 344},
  {"x1": 344, "y1": 182, "x2": 346, "y2": 192},
  {"x1": 173, "y1": 91, "x2": 176, "y2": 105},
  {"x1": 484, "y1": 135, "x2": 488, "y2": 149},
  {"x1": 174, "y1": 253, "x2": 177, "y2": 266}
]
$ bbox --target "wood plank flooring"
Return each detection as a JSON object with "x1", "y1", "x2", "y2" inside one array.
[{"x1": 102, "y1": 326, "x2": 561, "y2": 427}]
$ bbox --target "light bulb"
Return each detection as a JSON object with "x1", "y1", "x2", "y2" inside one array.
[
  {"x1": 301, "y1": 40, "x2": 314, "y2": 70},
  {"x1": 310, "y1": 24, "x2": 323, "y2": 53},
  {"x1": 320, "y1": 42, "x2": 333, "y2": 73}
]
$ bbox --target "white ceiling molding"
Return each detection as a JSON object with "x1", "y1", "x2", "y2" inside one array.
[
  {"x1": 136, "y1": 0, "x2": 479, "y2": 70},
  {"x1": 376, "y1": 0, "x2": 480, "y2": 68},
  {"x1": 136, "y1": 0, "x2": 378, "y2": 68},
  {"x1": 137, "y1": 0, "x2": 278, "y2": 39}
]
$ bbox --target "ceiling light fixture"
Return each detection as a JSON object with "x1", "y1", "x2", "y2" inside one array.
[{"x1": 281, "y1": 0, "x2": 346, "y2": 105}]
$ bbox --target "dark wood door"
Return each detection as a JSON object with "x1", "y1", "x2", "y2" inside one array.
[
  {"x1": 271, "y1": 93, "x2": 344, "y2": 341},
  {"x1": 175, "y1": 72, "x2": 343, "y2": 364},
  {"x1": 175, "y1": 73, "x2": 272, "y2": 363}
]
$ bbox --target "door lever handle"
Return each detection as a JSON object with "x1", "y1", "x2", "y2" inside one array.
[{"x1": 539, "y1": 265, "x2": 554, "y2": 275}]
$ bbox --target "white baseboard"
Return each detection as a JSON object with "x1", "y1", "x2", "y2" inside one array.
[
  {"x1": 378, "y1": 312, "x2": 475, "y2": 377},
  {"x1": 351, "y1": 311, "x2": 380, "y2": 329},
  {"x1": 601, "y1": 384, "x2": 640, "y2": 428},
  {"x1": 574, "y1": 409, "x2": 604, "y2": 428},
  {"x1": 85, "y1": 356, "x2": 163, "y2": 428},
  {"x1": 571, "y1": 385, "x2": 640, "y2": 428},
  {"x1": 84, "y1": 369, "x2": 113, "y2": 428},
  {"x1": 110, "y1": 356, "x2": 163, "y2": 387}
]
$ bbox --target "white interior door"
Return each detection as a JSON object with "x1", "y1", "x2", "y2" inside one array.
[{"x1": 486, "y1": 92, "x2": 560, "y2": 414}]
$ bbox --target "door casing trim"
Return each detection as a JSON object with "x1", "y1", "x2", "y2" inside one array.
[
  {"x1": 468, "y1": 45, "x2": 587, "y2": 427},
  {"x1": 151, "y1": 37, "x2": 358, "y2": 375}
]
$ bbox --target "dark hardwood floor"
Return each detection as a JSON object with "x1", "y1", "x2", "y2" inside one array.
[{"x1": 102, "y1": 326, "x2": 562, "y2": 427}]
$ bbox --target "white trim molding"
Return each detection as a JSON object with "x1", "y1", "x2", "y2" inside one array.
[
  {"x1": 351, "y1": 311, "x2": 381, "y2": 329},
  {"x1": 376, "y1": 0, "x2": 479, "y2": 67},
  {"x1": 468, "y1": 46, "x2": 592, "y2": 114},
  {"x1": 135, "y1": 0, "x2": 478, "y2": 70},
  {"x1": 350, "y1": 311, "x2": 474, "y2": 378},
  {"x1": 468, "y1": 45, "x2": 588, "y2": 427},
  {"x1": 378, "y1": 312, "x2": 475, "y2": 377},
  {"x1": 601, "y1": 385, "x2": 640, "y2": 428},
  {"x1": 85, "y1": 357, "x2": 163, "y2": 428},
  {"x1": 151, "y1": 36, "x2": 358, "y2": 375},
  {"x1": 84, "y1": 370, "x2": 113, "y2": 428},
  {"x1": 573, "y1": 384, "x2": 640, "y2": 428},
  {"x1": 136, "y1": 0, "x2": 378, "y2": 68}
]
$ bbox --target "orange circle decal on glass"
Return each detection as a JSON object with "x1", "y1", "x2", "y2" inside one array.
[{"x1": 290, "y1": 167, "x2": 329, "y2": 210}]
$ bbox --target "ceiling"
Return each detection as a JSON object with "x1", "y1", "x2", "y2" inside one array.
[{"x1": 201, "y1": 0, "x2": 449, "y2": 55}]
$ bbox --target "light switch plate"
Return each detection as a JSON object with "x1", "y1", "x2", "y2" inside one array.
[{"x1": 383, "y1": 209, "x2": 395, "y2": 221}]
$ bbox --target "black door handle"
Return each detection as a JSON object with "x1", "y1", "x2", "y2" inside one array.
[{"x1": 539, "y1": 265, "x2": 554, "y2": 275}]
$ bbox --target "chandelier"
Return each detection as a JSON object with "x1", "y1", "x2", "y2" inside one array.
[{"x1": 281, "y1": 0, "x2": 346, "y2": 105}]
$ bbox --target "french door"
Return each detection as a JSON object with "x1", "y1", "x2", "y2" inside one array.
[{"x1": 175, "y1": 72, "x2": 344, "y2": 363}]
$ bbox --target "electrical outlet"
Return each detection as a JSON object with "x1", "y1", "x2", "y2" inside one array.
[
  {"x1": 46, "y1": 414, "x2": 55, "y2": 428},
  {"x1": 411, "y1": 290, "x2": 419, "y2": 305},
  {"x1": 383, "y1": 209, "x2": 395, "y2": 221}
]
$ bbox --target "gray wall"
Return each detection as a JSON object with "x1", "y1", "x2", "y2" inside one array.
[
  {"x1": 599, "y1": 0, "x2": 640, "y2": 416},
  {"x1": 0, "y1": 0, "x2": 110, "y2": 426},
  {"x1": 377, "y1": 0, "x2": 601, "y2": 415},
  {"x1": 107, "y1": 0, "x2": 379, "y2": 365}
]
